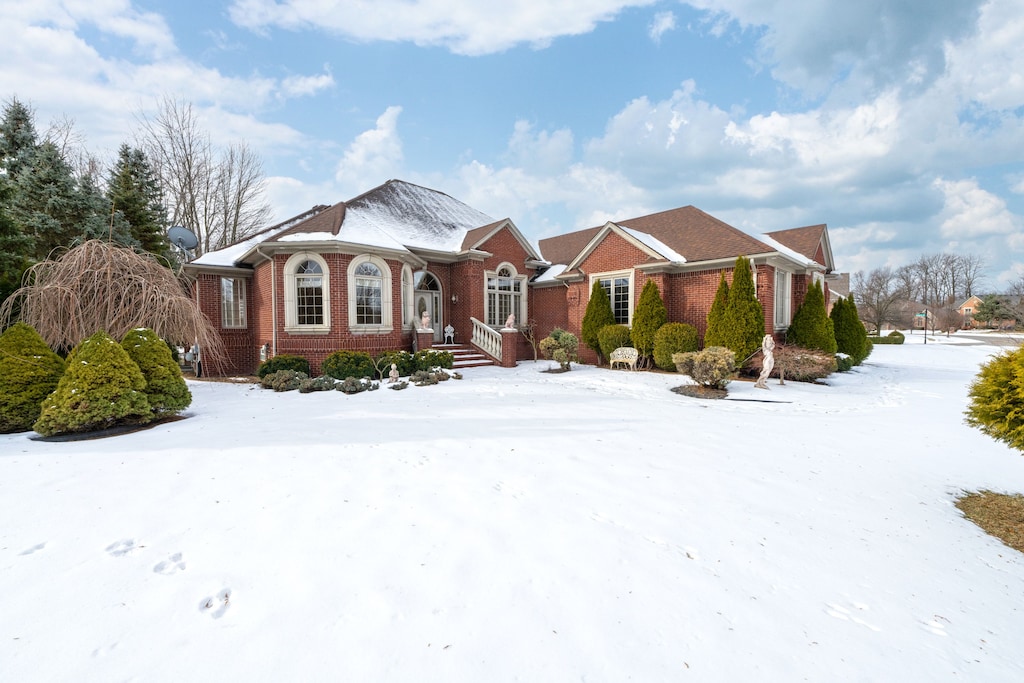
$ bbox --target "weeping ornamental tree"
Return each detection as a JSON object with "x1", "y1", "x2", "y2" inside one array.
[{"x1": 0, "y1": 240, "x2": 222, "y2": 361}]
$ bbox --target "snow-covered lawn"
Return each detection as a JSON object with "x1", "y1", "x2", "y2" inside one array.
[{"x1": 3, "y1": 334, "x2": 1024, "y2": 681}]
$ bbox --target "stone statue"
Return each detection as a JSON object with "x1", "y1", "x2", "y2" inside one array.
[
  {"x1": 419, "y1": 311, "x2": 432, "y2": 331},
  {"x1": 388, "y1": 363, "x2": 400, "y2": 383},
  {"x1": 754, "y1": 334, "x2": 775, "y2": 389},
  {"x1": 504, "y1": 313, "x2": 516, "y2": 329}
]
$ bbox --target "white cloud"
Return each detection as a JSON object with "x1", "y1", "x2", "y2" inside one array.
[
  {"x1": 280, "y1": 69, "x2": 335, "y2": 98},
  {"x1": 504, "y1": 121, "x2": 574, "y2": 174},
  {"x1": 934, "y1": 177, "x2": 1021, "y2": 239},
  {"x1": 944, "y1": 0, "x2": 1024, "y2": 110},
  {"x1": 334, "y1": 107, "x2": 405, "y2": 194},
  {"x1": 227, "y1": 0, "x2": 658, "y2": 55},
  {"x1": 648, "y1": 11, "x2": 676, "y2": 43}
]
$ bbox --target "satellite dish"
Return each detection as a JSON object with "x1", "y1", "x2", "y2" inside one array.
[{"x1": 168, "y1": 225, "x2": 199, "y2": 251}]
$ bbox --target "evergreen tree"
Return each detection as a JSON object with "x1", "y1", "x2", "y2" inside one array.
[
  {"x1": 630, "y1": 279, "x2": 667, "y2": 362},
  {"x1": 830, "y1": 295, "x2": 869, "y2": 364},
  {"x1": 0, "y1": 322, "x2": 66, "y2": 433},
  {"x1": 787, "y1": 280, "x2": 837, "y2": 353},
  {"x1": 0, "y1": 174, "x2": 32, "y2": 303},
  {"x1": 581, "y1": 280, "x2": 615, "y2": 363},
  {"x1": 965, "y1": 345, "x2": 1024, "y2": 452},
  {"x1": 722, "y1": 256, "x2": 765, "y2": 362},
  {"x1": 107, "y1": 144, "x2": 169, "y2": 256},
  {"x1": 121, "y1": 328, "x2": 191, "y2": 415},
  {"x1": 0, "y1": 97, "x2": 39, "y2": 179},
  {"x1": 704, "y1": 272, "x2": 729, "y2": 348},
  {"x1": 34, "y1": 331, "x2": 151, "y2": 436}
]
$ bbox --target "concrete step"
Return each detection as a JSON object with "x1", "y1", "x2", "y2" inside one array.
[{"x1": 433, "y1": 344, "x2": 495, "y2": 368}]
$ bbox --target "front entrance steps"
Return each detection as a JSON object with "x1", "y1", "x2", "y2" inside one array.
[{"x1": 432, "y1": 343, "x2": 495, "y2": 368}]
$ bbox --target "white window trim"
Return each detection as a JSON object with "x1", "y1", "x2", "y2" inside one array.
[
  {"x1": 401, "y1": 264, "x2": 415, "y2": 329},
  {"x1": 220, "y1": 276, "x2": 247, "y2": 329},
  {"x1": 773, "y1": 268, "x2": 791, "y2": 330},
  {"x1": 347, "y1": 254, "x2": 393, "y2": 334},
  {"x1": 284, "y1": 252, "x2": 331, "y2": 334},
  {"x1": 590, "y1": 269, "x2": 634, "y2": 326},
  {"x1": 484, "y1": 262, "x2": 527, "y2": 328}
]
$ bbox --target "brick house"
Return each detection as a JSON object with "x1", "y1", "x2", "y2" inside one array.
[{"x1": 185, "y1": 180, "x2": 835, "y2": 374}]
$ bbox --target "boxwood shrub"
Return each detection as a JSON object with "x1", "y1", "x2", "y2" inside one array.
[
  {"x1": 257, "y1": 353, "x2": 310, "y2": 378},
  {"x1": 598, "y1": 324, "x2": 632, "y2": 364},
  {"x1": 653, "y1": 322, "x2": 699, "y2": 371},
  {"x1": 322, "y1": 350, "x2": 375, "y2": 380},
  {"x1": 868, "y1": 330, "x2": 905, "y2": 345}
]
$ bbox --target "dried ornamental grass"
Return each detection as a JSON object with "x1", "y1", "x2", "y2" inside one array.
[
  {"x1": 0, "y1": 240, "x2": 222, "y2": 363},
  {"x1": 956, "y1": 491, "x2": 1024, "y2": 554}
]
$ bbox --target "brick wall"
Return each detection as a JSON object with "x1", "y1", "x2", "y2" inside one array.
[{"x1": 192, "y1": 272, "x2": 255, "y2": 376}]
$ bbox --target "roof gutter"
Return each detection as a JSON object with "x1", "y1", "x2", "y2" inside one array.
[{"x1": 254, "y1": 245, "x2": 277, "y2": 357}]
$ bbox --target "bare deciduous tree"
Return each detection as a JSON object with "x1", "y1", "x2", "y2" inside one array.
[
  {"x1": 853, "y1": 267, "x2": 908, "y2": 334},
  {"x1": 137, "y1": 97, "x2": 271, "y2": 256}
]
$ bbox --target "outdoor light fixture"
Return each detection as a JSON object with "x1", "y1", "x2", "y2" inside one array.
[{"x1": 451, "y1": 294, "x2": 459, "y2": 303}]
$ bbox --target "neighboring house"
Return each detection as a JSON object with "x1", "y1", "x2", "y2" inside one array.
[
  {"x1": 536, "y1": 207, "x2": 834, "y2": 364},
  {"x1": 957, "y1": 295, "x2": 983, "y2": 328},
  {"x1": 185, "y1": 180, "x2": 837, "y2": 374}
]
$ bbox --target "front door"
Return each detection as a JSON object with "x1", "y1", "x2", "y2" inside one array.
[{"x1": 415, "y1": 291, "x2": 442, "y2": 342}]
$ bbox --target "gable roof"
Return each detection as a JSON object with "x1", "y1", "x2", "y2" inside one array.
[
  {"x1": 765, "y1": 224, "x2": 833, "y2": 272},
  {"x1": 540, "y1": 206, "x2": 774, "y2": 267}
]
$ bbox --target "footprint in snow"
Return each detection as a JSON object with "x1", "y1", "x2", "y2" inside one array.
[
  {"x1": 19, "y1": 542, "x2": 47, "y2": 556},
  {"x1": 824, "y1": 601, "x2": 880, "y2": 631},
  {"x1": 920, "y1": 615, "x2": 949, "y2": 636},
  {"x1": 106, "y1": 539, "x2": 142, "y2": 557},
  {"x1": 199, "y1": 588, "x2": 232, "y2": 619},
  {"x1": 153, "y1": 552, "x2": 186, "y2": 575}
]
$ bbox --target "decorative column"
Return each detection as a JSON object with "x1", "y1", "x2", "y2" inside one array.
[{"x1": 500, "y1": 327, "x2": 518, "y2": 368}]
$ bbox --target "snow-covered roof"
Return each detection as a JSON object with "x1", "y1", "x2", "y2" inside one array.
[
  {"x1": 758, "y1": 234, "x2": 823, "y2": 269},
  {"x1": 619, "y1": 226, "x2": 687, "y2": 263},
  {"x1": 532, "y1": 263, "x2": 568, "y2": 283}
]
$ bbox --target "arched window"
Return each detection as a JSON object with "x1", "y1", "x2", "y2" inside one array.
[
  {"x1": 284, "y1": 253, "x2": 330, "y2": 332},
  {"x1": 347, "y1": 255, "x2": 393, "y2": 333},
  {"x1": 485, "y1": 263, "x2": 526, "y2": 326}
]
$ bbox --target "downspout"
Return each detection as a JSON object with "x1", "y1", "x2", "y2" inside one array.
[{"x1": 255, "y1": 246, "x2": 277, "y2": 356}]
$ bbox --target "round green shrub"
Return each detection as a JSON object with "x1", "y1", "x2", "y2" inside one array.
[
  {"x1": 653, "y1": 322, "x2": 699, "y2": 371},
  {"x1": 322, "y1": 350, "x2": 374, "y2": 380},
  {"x1": 375, "y1": 350, "x2": 416, "y2": 378},
  {"x1": 965, "y1": 345, "x2": 1024, "y2": 452},
  {"x1": 413, "y1": 349, "x2": 454, "y2": 372},
  {"x1": 598, "y1": 324, "x2": 632, "y2": 363},
  {"x1": 673, "y1": 346, "x2": 736, "y2": 388},
  {"x1": 34, "y1": 331, "x2": 152, "y2": 436},
  {"x1": 121, "y1": 328, "x2": 192, "y2": 416},
  {"x1": 257, "y1": 353, "x2": 310, "y2": 378},
  {"x1": 0, "y1": 322, "x2": 67, "y2": 433}
]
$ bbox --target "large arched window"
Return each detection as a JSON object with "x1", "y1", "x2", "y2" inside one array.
[
  {"x1": 347, "y1": 255, "x2": 393, "y2": 333},
  {"x1": 485, "y1": 263, "x2": 526, "y2": 327},
  {"x1": 284, "y1": 253, "x2": 330, "y2": 332}
]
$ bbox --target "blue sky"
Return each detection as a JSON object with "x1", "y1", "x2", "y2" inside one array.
[{"x1": 3, "y1": 0, "x2": 1024, "y2": 287}]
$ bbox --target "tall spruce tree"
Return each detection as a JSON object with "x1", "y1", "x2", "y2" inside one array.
[
  {"x1": 0, "y1": 97, "x2": 39, "y2": 179},
  {"x1": 581, "y1": 280, "x2": 616, "y2": 363},
  {"x1": 704, "y1": 272, "x2": 730, "y2": 348},
  {"x1": 0, "y1": 174, "x2": 32, "y2": 303},
  {"x1": 722, "y1": 256, "x2": 765, "y2": 362},
  {"x1": 787, "y1": 279, "x2": 837, "y2": 353},
  {"x1": 630, "y1": 279, "x2": 667, "y2": 362},
  {"x1": 107, "y1": 144, "x2": 169, "y2": 256}
]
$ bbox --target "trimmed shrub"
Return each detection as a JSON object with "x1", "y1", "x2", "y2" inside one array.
[
  {"x1": 322, "y1": 350, "x2": 374, "y2": 380},
  {"x1": 34, "y1": 331, "x2": 152, "y2": 436},
  {"x1": 830, "y1": 296, "x2": 870, "y2": 364},
  {"x1": 375, "y1": 350, "x2": 416, "y2": 378},
  {"x1": 653, "y1": 322, "x2": 699, "y2": 371},
  {"x1": 298, "y1": 376, "x2": 338, "y2": 393},
  {"x1": 631, "y1": 280, "x2": 667, "y2": 362},
  {"x1": 836, "y1": 353, "x2": 854, "y2": 373},
  {"x1": 540, "y1": 327, "x2": 578, "y2": 370},
  {"x1": 260, "y1": 369, "x2": 308, "y2": 391},
  {"x1": 0, "y1": 322, "x2": 67, "y2": 433},
  {"x1": 965, "y1": 345, "x2": 1024, "y2": 452},
  {"x1": 581, "y1": 280, "x2": 616, "y2": 361},
  {"x1": 673, "y1": 347, "x2": 736, "y2": 389},
  {"x1": 337, "y1": 376, "x2": 378, "y2": 394},
  {"x1": 413, "y1": 349, "x2": 454, "y2": 372},
  {"x1": 787, "y1": 280, "x2": 837, "y2": 354},
  {"x1": 703, "y1": 272, "x2": 729, "y2": 349},
  {"x1": 121, "y1": 328, "x2": 192, "y2": 416},
  {"x1": 257, "y1": 353, "x2": 310, "y2": 379},
  {"x1": 869, "y1": 330, "x2": 905, "y2": 344},
  {"x1": 722, "y1": 256, "x2": 766, "y2": 363},
  {"x1": 598, "y1": 324, "x2": 632, "y2": 362}
]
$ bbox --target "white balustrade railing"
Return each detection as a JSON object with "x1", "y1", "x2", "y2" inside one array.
[{"x1": 470, "y1": 317, "x2": 502, "y2": 360}]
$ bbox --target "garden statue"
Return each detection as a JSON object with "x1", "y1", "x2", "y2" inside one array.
[
  {"x1": 504, "y1": 313, "x2": 516, "y2": 329},
  {"x1": 754, "y1": 334, "x2": 775, "y2": 389},
  {"x1": 388, "y1": 363, "x2": 400, "y2": 383},
  {"x1": 419, "y1": 311, "x2": 432, "y2": 331}
]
